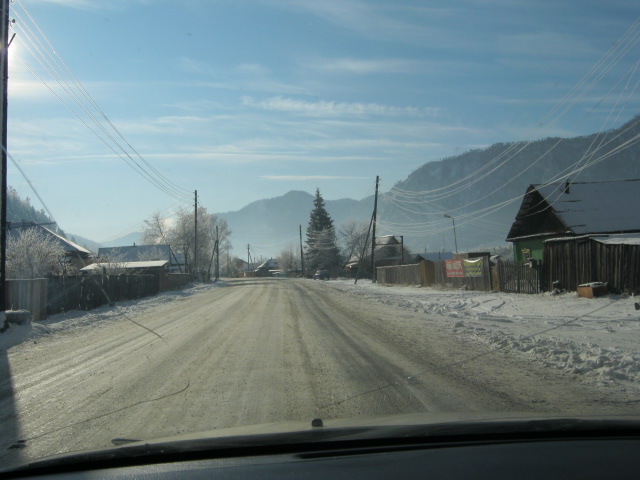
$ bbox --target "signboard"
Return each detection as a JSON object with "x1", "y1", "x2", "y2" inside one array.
[
  {"x1": 463, "y1": 258, "x2": 484, "y2": 277},
  {"x1": 445, "y1": 259, "x2": 464, "y2": 277}
]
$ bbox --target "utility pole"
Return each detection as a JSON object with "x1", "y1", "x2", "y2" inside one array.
[
  {"x1": 299, "y1": 224, "x2": 304, "y2": 277},
  {"x1": 444, "y1": 214, "x2": 458, "y2": 254},
  {"x1": 215, "y1": 225, "x2": 219, "y2": 280},
  {"x1": 247, "y1": 244, "x2": 250, "y2": 274},
  {"x1": 0, "y1": 0, "x2": 9, "y2": 312},
  {"x1": 370, "y1": 175, "x2": 379, "y2": 282},
  {"x1": 194, "y1": 190, "x2": 198, "y2": 279}
]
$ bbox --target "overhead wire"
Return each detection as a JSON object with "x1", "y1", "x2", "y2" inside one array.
[
  {"x1": 13, "y1": 0, "x2": 190, "y2": 200},
  {"x1": 10, "y1": 2, "x2": 192, "y2": 203},
  {"x1": 375, "y1": 18, "x2": 640, "y2": 241},
  {"x1": 385, "y1": 17, "x2": 640, "y2": 204}
]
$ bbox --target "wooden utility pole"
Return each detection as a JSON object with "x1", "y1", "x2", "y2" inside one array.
[
  {"x1": 193, "y1": 190, "x2": 198, "y2": 279},
  {"x1": 299, "y1": 224, "x2": 304, "y2": 277},
  {"x1": 0, "y1": 0, "x2": 9, "y2": 312},
  {"x1": 215, "y1": 225, "x2": 219, "y2": 280},
  {"x1": 370, "y1": 175, "x2": 379, "y2": 282}
]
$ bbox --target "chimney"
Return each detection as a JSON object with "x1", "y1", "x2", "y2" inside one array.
[{"x1": 564, "y1": 179, "x2": 570, "y2": 194}]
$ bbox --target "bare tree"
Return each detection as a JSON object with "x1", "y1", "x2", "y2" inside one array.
[
  {"x1": 339, "y1": 220, "x2": 370, "y2": 268},
  {"x1": 95, "y1": 252, "x2": 129, "y2": 275},
  {"x1": 142, "y1": 207, "x2": 232, "y2": 276},
  {"x1": 136, "y1": 247, "x2": 167, "y2": 262},
  {"x1": 278, "y1": 244, "x2": 299, "y2": 274},
  {"x1": 141, "y1": 211, "x2": 171, "y2": 245},
  {"x1": 6, "y1": 228, "x2": 65, "y2": 279}
]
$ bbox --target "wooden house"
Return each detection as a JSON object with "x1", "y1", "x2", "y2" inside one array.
[{"x1": 506, "y1": 179, "x2": 640, "y2": 262}]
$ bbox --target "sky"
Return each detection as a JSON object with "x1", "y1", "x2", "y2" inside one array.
[{"x1": 5, "y1": 0, "x2": 640, "y2": 246}]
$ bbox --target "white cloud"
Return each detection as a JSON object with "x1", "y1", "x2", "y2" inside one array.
[
  {"x1": 241, "y1": 96, "x2": 441, "y2": 117},
  {"x1": 261, "y1": 175, "x2": 367, "y2": 181},
  {"x1": 311, "y1": 58, "x2": 422, "y2": 75}
]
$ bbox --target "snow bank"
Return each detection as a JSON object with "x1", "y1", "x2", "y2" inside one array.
[
  {"x1": 0, "y1": 282, "x2": 222, "y2": 348},
  {"x1": 328, "y1": 279, "x2": 640, "y2": 386}
]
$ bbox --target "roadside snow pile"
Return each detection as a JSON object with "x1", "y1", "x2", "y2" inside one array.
[
  {"x1": 0, "y1": 281, "x2": 222, "y2": 346},
  {"x1": 329, "y1": 279, "x2": 640, "y2": 385}
]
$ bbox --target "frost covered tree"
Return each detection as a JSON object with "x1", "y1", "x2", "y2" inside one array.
[
  {"x1": 142, "y1": 207, "x2": 232, "y2": 276},
  {"x1": 6, "y1": 228, "x2": 65, "y2": 279},
  {"x1": 339, "y1": 220, "x2": 370, "y2": 268},
  {"x1": 305, "y1": 189, "x2": 340, "y2": 274},
  {"x1": 278, "y1": 244, "x2": 299, "y2": 274}
]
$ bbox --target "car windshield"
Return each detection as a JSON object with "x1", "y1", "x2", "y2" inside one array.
[{"x1": 1, "y1": 0, "x2": 640, "y2": 471}]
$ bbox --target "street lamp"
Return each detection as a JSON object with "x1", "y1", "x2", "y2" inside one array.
[{"x1": 444, "y1": 214, "x2": 458, "y2": 253}]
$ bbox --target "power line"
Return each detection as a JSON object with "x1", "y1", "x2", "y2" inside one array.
[{"x1": 11, "y1": 2, "x2": 192, "y2": 202}]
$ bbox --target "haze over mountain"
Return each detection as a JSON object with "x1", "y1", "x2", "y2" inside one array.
[
  {"x1": 218, "y1": 191, "x2": 372, "y2": 260},
  {"x1": 219, "y1": 115, "x2": 640, "y2": 257},
  {"x1": 11, "y1": 115, "x2": 640, "y2": 260}
]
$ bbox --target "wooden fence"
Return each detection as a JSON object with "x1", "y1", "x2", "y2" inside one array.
[
  {"x1": 433, "y1": 257, "x2": 492, "y2": 291},
  {"x1": 376, "y1": 264, "x2": 423, "y2": 285},
  {"x1": 6, "y1": 279, "x2": 48, "y2": 321},
  {"x1": 48, "y1": 274, "x2": 159, "y2": 315},
  {"x1": 378, "y1": 258, "x2": 492, "y2": 291},
  {"x1": 6, "y1": 273, "x2": 193, "y2": 321},
  {"x1": 496, "y1": 260, "x2": 544, "y2": 294}
]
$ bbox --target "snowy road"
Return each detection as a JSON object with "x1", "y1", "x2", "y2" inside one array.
[{"x1": 0, "y1": 278, "x2": 637, "y2": 468}]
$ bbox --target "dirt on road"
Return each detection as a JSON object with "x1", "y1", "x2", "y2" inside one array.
[{"x1": 0, "y1": 278, "x2": 632, "y2": 468}]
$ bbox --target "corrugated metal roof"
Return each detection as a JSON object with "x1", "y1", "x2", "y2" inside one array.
[
  {"x1": 534, "y1": 179, "x2": 640, "y2": 234},
  {"x1": 544, "y1": 233, "x2": 640, "y2": 245},
  {"x1": 81, "y1": 260, "x2": 168, "y2": 271},
  {"x1": 97, "y1": 244, "x2": 185, "y2": 264},
  {"x1": 593, "y1": 234, "x2": 640, "y2": 245}
]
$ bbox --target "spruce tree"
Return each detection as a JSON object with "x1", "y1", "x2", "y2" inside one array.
[{"x1": 305, "y1": 189, "x2": 340, "y2": 275}]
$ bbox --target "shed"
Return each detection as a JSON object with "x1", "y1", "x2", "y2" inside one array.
[{"x1": 543, "y1": 234, "x2": 640, "y2": 294}]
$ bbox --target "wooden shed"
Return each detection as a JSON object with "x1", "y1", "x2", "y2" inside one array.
[{"x1": 543, "y1": 234, "x2": 640, "y2": 294}]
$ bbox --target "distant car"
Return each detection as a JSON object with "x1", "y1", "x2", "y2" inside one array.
[{"x1": 313, "y1": 269, "x2": 330, "y2": 280}]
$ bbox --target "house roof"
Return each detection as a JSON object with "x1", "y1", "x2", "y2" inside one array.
[
  {"x1": 8, "y1": 222, "x2": 92, "y2": 255},
  {"x1": 98, "y1": 244, "x2": 184, "y2": 264},
  {"x1": 544, "y1": 233, "x2": 640, "y2": 246},
  {"x1": 507, "y1": 179, "x2": 640, "y2": 240},
  {"x1": 81, "y1": 260, "x2": 169, "y2": 272},
  {"x1": 255, "y1": 258, "x2": 279, "y2": 270}
]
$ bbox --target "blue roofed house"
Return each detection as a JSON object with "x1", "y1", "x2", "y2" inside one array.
[{"x1": 97, "y1": 244, "x2": 185, "y2": 272}]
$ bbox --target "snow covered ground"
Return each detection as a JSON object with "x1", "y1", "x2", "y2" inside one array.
[
  {"x1": 0, "y1": 282, "x2": 222, "y2": 351},
  {"x1": 2, "y1": 278, "x2": 639, "y2": 390},
  {"x1": 326, "y1": 279, "x2": 640, "y2": 388}
]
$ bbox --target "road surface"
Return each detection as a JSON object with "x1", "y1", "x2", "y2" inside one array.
[{"x1": 0, "y1": 278, "x2": 627, "y2": 468}]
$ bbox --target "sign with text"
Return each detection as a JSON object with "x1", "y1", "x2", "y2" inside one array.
[
  {"x1": 445, "y1": 259, "x2": 464, "y2": 277},
  {"x1": 463, "y1": 258, "x2": 484, "y2": 277}
]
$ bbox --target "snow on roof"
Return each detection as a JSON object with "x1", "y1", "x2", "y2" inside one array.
[
  {"x1": 81, "y1": 260, "x2": 169, "y2": 271},
  {"x1": 534, "y1": 179, "x2": 640, "y2": 234},
  {"x1": 97, "y1": 244, "x2": 182, "y2": 261},
  {"x1": 8, "y1": 223, "x2": 92, "y2": 255},
  {"x1": 592, "y1": 234, "x2": 640, "y2": 245},
  {"x1": 543, "y1": 233, "x2": 640, "y2": 245}
]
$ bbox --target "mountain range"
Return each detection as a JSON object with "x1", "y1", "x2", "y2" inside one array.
[
  {"x1": 218, "y1": 115, "x2": 640, "y2": 257},
  {"x1": 10, "y1": 114, "x2": 640, "y2": 258}
]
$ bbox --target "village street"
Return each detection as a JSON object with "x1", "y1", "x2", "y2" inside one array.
[{"x1": 1, "y1": 278, "x2": 638, "y2": 468}]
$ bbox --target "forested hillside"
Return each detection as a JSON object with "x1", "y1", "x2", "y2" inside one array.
[
  {"x1": 379, "y1": 115, "x2": 640, "y2": 252},
  {"x1": 7, "y1": 187, "x2": 64, "y2": 235}
]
